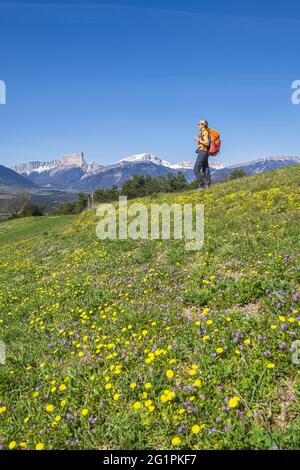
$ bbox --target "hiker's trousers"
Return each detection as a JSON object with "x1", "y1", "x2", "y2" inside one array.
[{"x1": 193, "y1": 151, "x2": 211, "y2": 188}]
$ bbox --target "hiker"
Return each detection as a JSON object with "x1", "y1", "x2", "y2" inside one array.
[{"x1": 194, "y1": 119, "x2": 211, "y2": 189}]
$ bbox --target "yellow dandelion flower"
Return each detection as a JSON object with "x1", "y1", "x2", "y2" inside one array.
[
  {"x1": 144, "y1": 382, "x2": 152, "y2": 389},
  {"x1": 160, "y1": 394, "x2": 168, "y2": 403},
  {"x1": 133, "y1": 401, "x2": 142, "y2": 410},
  {"x1": 45, "y1": 404, "x2": 54, "y2": 412},
  {"x1": 166, "y1": 391, "x2": 175, "y2": 400},
  {"x1": 36, "y1": 443, "x2": 44, "y2": 450},
  {"x1": 9, "y1": 441, "x2": 17, "y2": 450},
  {"x1": 228, "y1": 396, "x2": 240, "y2": 408},
  {"x1": 192, "y1": 424, "x2": 201, "y2": 434},
  {"x1": 166, "y1": 369, "x2": 174, "y2": 379},
  {"x1": 130, "y1": 382, "x2": 137, "y2": 390},
  {"x1": 81, "y1": 408, "x2": 89, "y2": 416},
  {"x1": 267, "y1": 363, "x2": 275, "y2": 369},
  {"x1": 171, "y1": 437, "x2": 181, "y2": 446},
  {"x1": 145, "y1": 357, "x2": 153, "y2": 364}
]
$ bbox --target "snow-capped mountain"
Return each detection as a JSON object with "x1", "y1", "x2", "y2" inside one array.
[
  {"x1": 117, "y1": 153, "x2": 170, "y2": 168},
  {"x1": 118, "y1": 153, "x2": 225, "y2": 170},
  {"x1": 167, "y1": 160, "x2": 193, "y2": 169},
  {"x1": 12, "y1": 153, "x2": 86, "y2": 174},
  {"x1": 11, "y1": 154, "x2": 300, "y2": 192},
  {"x1": 118, "y1": 153, "x2": 195, "y2": 169},
  {"x1": 215, "y1": 156, "x2": 300, "y2": 179},
  {"x1": 12, "y1": 153, "x2": 104, "y2": 189},
  {"x1": 229, "y1": 156, "x2": 300, "y2": 171},
  {"x1": 172, "y1": 161, "x2": 225, "y2": 171}
]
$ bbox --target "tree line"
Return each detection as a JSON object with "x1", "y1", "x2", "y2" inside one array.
[
  {"x1": 6, "y1": 169, "x2": 248, "y2": 218},
  {"x1": 52, "y1": 172, "x2": 195, "y2": 214}
]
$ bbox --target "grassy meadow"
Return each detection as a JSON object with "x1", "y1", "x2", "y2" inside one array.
[{"x1": 0, "y1": 166, "x2": 299, "y2": 450}]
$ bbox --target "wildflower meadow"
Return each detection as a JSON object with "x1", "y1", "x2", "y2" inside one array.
[{"x1": 0, "y1": 166, "x2": 299, "y2": 450}]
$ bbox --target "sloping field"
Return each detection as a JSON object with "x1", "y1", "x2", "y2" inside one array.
[{"x1": 0, "y1": 166, "x2": 299, "y2": 450}]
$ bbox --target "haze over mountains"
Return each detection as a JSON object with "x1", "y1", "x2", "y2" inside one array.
[{"x1": 9, "y1": 153, "x2": 300, "y2": 192}]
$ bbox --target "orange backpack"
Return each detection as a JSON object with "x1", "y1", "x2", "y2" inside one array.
[{"x1": 208, "y1": 129, "x2": 221, "y2": 156}]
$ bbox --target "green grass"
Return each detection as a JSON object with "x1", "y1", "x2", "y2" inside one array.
[
  {"x1": 0, "y1": 215, "x2": 74, "y2": 245},
  {"x1": 0, "y1": 166, "x2": 299, "y2": 450}
]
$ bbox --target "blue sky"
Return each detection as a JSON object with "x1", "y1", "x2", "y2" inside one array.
[{"x1": 0, "y1": 0, "x2": 300, "y2": 167}]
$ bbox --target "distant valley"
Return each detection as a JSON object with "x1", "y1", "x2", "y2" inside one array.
[{"x1": 10, "y1": 152, "x2": 300, "y2": 192}]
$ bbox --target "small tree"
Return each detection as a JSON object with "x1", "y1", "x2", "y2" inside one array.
[
  {"x1": 9, "y1": 191, "x2": 29, "y2": 218},
  {"x1": 52, "y1": 201, "x2": 76, "y2": 215},
  {"x1": 75, "y1": 193, "x2": 88, "y2": 213},
  {"x1": 107, "y1": 185, "x2": 120, "y2": 201},
  {"x1": 229, "y1": 169, "x2": 247, "y2": 180},
  {"x1": 21, "y1": 202, "x2": 45, "y2": 217},
  {"x1": 172, "y1": 171, "x2": 187, "y2": 191},
  {"x1": 189, "y1": 179, "x2": 199, "y2": 190},
  {"x1": 122, "y1": 175, "x2": 147, "y2": 199}
]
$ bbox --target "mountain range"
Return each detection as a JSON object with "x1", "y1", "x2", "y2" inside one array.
[
  {"x1": 0, "y1": 162, "x2": 77, "y2": 221},
  {"x1": 0, "y1": 164, "x2": 38, "y2": 190},
  {"x1": 9, "y1": 153, "x2": 300, "y2": 192}
]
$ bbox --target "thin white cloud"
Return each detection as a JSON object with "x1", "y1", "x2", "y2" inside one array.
[{"x1": 1, "y1": 1, "x2": 300, "y2": 24}]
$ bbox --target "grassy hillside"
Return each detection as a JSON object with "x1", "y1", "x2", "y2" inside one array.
[
  {"x1": 0, "y1": 215, "x2": 74, "y2": 245},
  {"x1": 0, "y1": 166, "x2": 299, "y2": 450}
]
